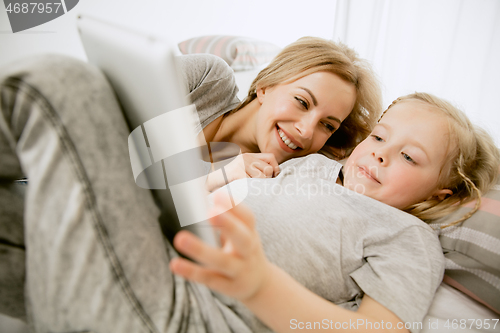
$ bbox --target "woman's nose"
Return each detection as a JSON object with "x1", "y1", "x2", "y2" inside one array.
[{"x1": 294, "y1": 116, "x2": 315, "y2": 140}]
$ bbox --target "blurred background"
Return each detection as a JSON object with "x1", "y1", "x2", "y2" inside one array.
[
  {"x1": 0, "y1": 0, "x2": 499, "y2": 329},
  {"x1": 1, "y1": 0, "x2": 499, "y2": 145}
]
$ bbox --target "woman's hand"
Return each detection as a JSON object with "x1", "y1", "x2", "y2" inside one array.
[
  {"x1": 205, "y1": 153, "x2": 280, "y2": 192},
  {"x1": 226, "y1": 152, "x2": 280, "y2": 180},
  {"x1": 170, "y1": 192, "x2": 271, "y2": 302}
]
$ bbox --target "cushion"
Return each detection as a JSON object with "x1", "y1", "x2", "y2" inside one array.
[
  {"x1": 429, "y1": 174, "x2": 500, "y2": 314},
  {"x1": 178, "y1": 35, "x2": 281, "y2": 71}
]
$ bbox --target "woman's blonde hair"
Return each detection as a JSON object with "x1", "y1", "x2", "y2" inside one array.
[
  {"x1": 384, "y1": 93, "x2": 500, "y2": 227},
  {"x1": 232, "y1": 37, "x2": 383, "y2": 159}
]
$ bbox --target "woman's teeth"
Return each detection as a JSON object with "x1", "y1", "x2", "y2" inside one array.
[{"x1": 278, "y1": 129, "x2": 298, "y2": 150}]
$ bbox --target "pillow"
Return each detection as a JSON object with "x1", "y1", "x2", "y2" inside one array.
[
  {"x1": 178, "y1": 35, "x2": 281, "y2": 71},
  {"x1": 429, "y1": 173, "x2": 500, "y2": 314}
]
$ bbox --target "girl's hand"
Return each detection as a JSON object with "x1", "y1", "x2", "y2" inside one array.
[
  {"x1": 206, "y1": 153, "x2": 280, "y2": 192},
  {"x1": 170, "y1": 192, "x2": 271, "y2": 302}
]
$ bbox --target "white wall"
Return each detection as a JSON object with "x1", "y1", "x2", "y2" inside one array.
[
  {"x1": 335, "y1": 0, "x2": 500, "y2": 147},
  {"x1": 0, "y1": 0, "x2": 337, "y2": 65},
  {"x1": 1, "y1": 0, "x2": 499, "y2": 146}
]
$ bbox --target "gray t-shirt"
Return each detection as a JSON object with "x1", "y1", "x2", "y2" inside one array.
[
  {"x1": 219, "y1": 154, "x2": 445, "y2": 333},
  {"x1": 178, "y1": 53, "x2": 241, "y2": 128}
]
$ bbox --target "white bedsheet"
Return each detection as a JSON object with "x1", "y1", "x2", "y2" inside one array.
[{"x1": 422, "y1": 283, "x2": 499, "y2": 333}]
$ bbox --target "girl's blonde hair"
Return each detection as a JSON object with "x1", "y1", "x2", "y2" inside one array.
[
  {"x1": 384, "y1": 93, "x2": 500, "y2": 227},
  {"x1": 232, "y1": 37, "x2": 383, "y2": 159}
]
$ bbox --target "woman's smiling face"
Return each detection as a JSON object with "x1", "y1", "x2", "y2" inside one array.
[{"x1": 254, "y1": 72, "x2": 356, "y2": 164}]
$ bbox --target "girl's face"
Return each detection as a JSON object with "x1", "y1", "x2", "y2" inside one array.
[
  {"x1": 343, "y1": 100, "x2": 454, "y2": 209},
  {"x1": 255, "y1": 72, "x2": 356, "y2": 164}
]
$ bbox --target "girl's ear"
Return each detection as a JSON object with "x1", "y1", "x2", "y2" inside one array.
[
  {"x1": 256, "y1": 86, "x2": 266, "y2": 104},
  {"x1": 431, "y1": 188, "x2": 453, "y2": 201}
]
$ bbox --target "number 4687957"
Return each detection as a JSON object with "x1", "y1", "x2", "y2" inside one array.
[
  {"x1": 6, "y1": 2, "x2": 62, "y2": 14},
  {"x1": 444, "y1": 319, "x2": 498, "y2": 330}
]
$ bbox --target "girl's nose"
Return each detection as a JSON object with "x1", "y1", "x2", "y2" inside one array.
[{"x1": 373, "y1": 149, "x2": 387, "y2": 165}]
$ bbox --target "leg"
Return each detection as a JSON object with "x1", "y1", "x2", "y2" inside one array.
[
  {"x1": 0, "y1": 182, "x2": 26, "y2": 321},
  {"x1": 0, "y1": 58, "x2": 27, "y2": 321},
  {"x1": 0, "y1": 55, "x2": 234, "y2": 333}
]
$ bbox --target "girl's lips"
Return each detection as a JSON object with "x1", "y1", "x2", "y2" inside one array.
[{"x1": 358, "y1": 166, "x2": 381, "y2": 184}]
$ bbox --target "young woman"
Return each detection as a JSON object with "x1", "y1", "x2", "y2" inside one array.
[{"x1": 182, "y1": 37, "x2": 382, "y2": 188}]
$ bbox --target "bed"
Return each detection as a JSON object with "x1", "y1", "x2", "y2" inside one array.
[{"x1": 0, "y1": 34, "x2": 498, "y2": 332}]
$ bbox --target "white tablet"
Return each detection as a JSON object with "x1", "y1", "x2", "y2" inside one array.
[{"x1": 77, "y1": 15, "x2": 219, "y2": 245}]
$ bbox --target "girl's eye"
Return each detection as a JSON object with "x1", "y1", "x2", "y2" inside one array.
[
  {"x1": 295, "y1": 97, "x2": 308, "y2": 110},
  {"x1": 402, "y1": 152, "x2": 416, "y2": 164},
  {"x1": 322, "y1": 122, "x2": 336, "y2": 133},
  {"x1": 371, "y1": 135, "x2": 384, "y2": 142}
]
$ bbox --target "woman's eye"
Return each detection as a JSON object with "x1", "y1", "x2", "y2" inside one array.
[
  {"x1": 371, "y1": 135, "x2": 384, "y2": 142},
  {"x1": 402, "y1": 152, "x2": 416, "y2": 164},
  {"x1": 322, "y1": 122, "x2": 336, "y2": 133},
  {"x1": 295, "y1": 97, "x2": 308, "y2": 109}
]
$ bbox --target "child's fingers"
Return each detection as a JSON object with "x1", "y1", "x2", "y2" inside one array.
[
  {"x1": 173, "y1": 230, "x2": 240, "y2": 278},
  {"x1": 210, "y1": 211, "x2": 254, "y2": 258},
  {"x1": 212, "y1": 191, "x2": 256, "y2": 230},
  {"x1": 226, "y1": 202, "x2": 256, "y2": 230},
  {"x1": 170, "y1": 257, "x2": 232, "y2": 293}
]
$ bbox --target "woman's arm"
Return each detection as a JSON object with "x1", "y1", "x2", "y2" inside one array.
[
  {"x1": 178, "y1": 55, "x2": 281, "y2": 190},
  {"x1": 170, "y1": 194, "x2": 409, "y2": 333}
]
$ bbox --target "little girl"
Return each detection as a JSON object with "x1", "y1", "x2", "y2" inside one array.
[{"x1": 171, "y1": 92, "x2": 500, "y2": 333}]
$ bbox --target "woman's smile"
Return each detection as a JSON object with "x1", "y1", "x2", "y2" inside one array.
[
  {"x1": 255, "y1": 72, "x2": 356, "y2": 163},
  {"x1": 276, "y1": 125, "x2": 302, "y2": 151}
]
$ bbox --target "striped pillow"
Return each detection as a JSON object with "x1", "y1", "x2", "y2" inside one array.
[
  {"x1": 430, "y1": 173, "x2": 500, "y2": 314},
  {"x1": 178, "y1": 35, "x2": 281, "y2": 71}
]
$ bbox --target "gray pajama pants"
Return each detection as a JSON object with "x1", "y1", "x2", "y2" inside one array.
[{"x1": 0, "y1": 55, "x2": 249, "y2": 333}]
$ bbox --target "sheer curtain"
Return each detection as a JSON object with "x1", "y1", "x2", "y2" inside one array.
[{"x1": 333, "y1": 0, "x2": 500, "y2": 146}]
